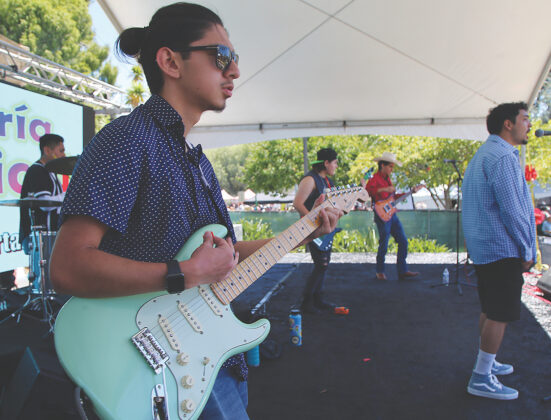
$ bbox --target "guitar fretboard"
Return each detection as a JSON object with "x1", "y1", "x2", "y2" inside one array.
[{"x1": 210, "y1": 203, "x2": 326, "y2": 304}]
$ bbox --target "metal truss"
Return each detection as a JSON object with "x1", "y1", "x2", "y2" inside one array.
[{"x1": 0, "y1": 38, "x2": 130, "y2": 115}]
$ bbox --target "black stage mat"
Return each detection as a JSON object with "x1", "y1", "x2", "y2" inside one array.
[
  {"x1": 0, "y1": 261, "x2": 550, "y2": 419},
  {"x1": 245, "y1": 261, "x2": 551, "y2": 420}
]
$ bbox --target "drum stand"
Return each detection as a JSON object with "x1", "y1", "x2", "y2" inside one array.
[{"x1": 0, "y1": 225, "x2": 57, "y2": 335}]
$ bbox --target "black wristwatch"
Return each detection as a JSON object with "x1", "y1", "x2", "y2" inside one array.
[{"x1": 166, "y1": 260, "x2": 186, "y2": 294}]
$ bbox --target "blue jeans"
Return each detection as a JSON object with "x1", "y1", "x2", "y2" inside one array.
[
  {"x1": 199, "y1": 367, "x2": 249, "y2": 420},
  {"x1": 374, "y1": 213, "x2": 408, "y2": 275}
]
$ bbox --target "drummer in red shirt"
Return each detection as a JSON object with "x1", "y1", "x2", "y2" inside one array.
[{"x1": 362, "y1": 152, "x2": 421, "y2": 281}]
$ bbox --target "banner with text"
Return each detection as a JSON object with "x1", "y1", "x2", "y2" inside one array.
[{"x1": 0, "y1": 82, "x2": 86, "y2": 272}]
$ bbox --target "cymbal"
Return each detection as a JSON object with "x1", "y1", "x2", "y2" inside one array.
[
  {"x1": 45, "y1": 156, "x2": 79, "y2": 175},
  {"x1": 0, "y1": 197, "x2": 63, "y2": 208}
]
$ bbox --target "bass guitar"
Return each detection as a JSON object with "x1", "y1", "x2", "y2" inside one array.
[
  {"x1": 54, "y1": 186, "x2": 369, "y2": 420},
  {"x1": 374, "y1": 185, "x2": 424, "y2": 222},
  {"x1": 311, "y1": 227, "x2": 342, "y2": 251}
]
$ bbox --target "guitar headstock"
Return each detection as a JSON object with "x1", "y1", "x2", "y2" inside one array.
[{"x1": 324, "y1": 185, "x2": 370, "y2": 214}]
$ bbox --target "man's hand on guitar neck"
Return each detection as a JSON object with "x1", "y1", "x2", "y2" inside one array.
[{"x1": 297, "y1": 194, "x2": 343, "y2": 247}]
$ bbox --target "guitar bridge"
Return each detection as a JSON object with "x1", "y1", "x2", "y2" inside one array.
[{"x1": 132, "y1": 328, "x2": 169, "y2": 374}]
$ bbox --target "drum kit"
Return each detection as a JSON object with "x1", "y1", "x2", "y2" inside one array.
[{"x1": 0, "y1": 156, "x2": 77, "y2": 331}]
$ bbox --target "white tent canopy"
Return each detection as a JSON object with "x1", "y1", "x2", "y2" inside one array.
[{"x1": 99, "y1": 0, "x2": 551, "y2": 148}]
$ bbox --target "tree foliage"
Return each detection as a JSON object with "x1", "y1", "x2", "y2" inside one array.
[
  {"x1": 532, "y1": 72, "x2": 551, "y2": 123},
  {"x1": 241, "y1": 134, "x2": 483, "y2": 209},
  {"x1": 525, "y1": 120, "x2": 551, "y2": 186},
  {"x1": 126, "y1": 65, "x2": 148, "y2": 108},
  {"x1": 204, "y1": 144, "x2": 250, "y2": 195},
  {"x1": 0, "y1": 0, "x2": 117, "y2": 84}
]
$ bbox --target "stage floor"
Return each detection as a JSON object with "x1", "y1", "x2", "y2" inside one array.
[{"x1": 1, "y1": 253, "x2": 550, "y2": 419}]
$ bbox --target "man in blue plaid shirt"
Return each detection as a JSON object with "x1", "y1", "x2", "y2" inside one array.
[{"x1": 462, "y1": 102, "x2": 536, "y2": 400}]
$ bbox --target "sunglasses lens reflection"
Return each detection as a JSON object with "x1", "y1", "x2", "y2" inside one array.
[{"x1": 216, "y1": 46, "x2": 238, "y2": 71}]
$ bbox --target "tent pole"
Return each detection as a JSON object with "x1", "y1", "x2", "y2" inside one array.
[{"x1": 302, "y1": 137, "x2": 309, "y2": 175}]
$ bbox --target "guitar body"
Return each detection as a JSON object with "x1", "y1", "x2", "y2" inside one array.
[
  {"x1": 373, "y1": 185, "x2": 423, "y2": 222},
  {"x1": 54, "y1": 187, "x2": 370, "y2": 420},
  {"x1": 311, "y1": 227, "x2": 342, "y2": 251},
  {"x1": 373, "y1": 196, "x2": 397, "y2": 222},
  {"x1": 54, "y1": 224, "x2": 270, "y2": 420}
]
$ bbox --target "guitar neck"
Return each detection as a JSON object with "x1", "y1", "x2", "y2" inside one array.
[
  {"x1": 210, "y1": 201, "x2": 328, "y2": 304},
  {"x1": 393, "y1": 184, "x2": 423, "y2": 204},
  {"x1": 394, "y1": 190, "x2": 413, "y2": 204}
]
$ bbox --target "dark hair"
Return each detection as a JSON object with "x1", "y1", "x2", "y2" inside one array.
[
  {"x1": 377, "y1": 160, "x2": 391, "y2": 171},
  {"x1": 486, "y1": 102, "x2": 528, "y2": 135},
  {"x1": 115, "y1": 2, "x2": 224, "y2": 94},
  {"x1": 39, "y1": 134, "x2": 64, "y2": 155},
  {"x1": 313, "y1": 148, "x2": 337, "y2": 172}
]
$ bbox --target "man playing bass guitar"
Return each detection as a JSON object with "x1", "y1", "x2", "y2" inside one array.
[
  {"x1": 363, "y1": 152, "x2": 421, "y2": 281},
  {"x1": 293, "y1": 148, "x2": 343, "y2": 314}
]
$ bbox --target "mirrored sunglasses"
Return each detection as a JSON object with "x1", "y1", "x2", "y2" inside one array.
[{"x1": 178, "y1": 44, "x2": 239, "y2": 71}]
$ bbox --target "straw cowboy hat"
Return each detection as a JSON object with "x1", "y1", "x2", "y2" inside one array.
[{"x1": 373, "y1": 152, "x2": 403, "y2": 167}]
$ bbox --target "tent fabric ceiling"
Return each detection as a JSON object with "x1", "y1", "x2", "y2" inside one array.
[{"x1": 98, "y1": 0, "x2": 551, "y2": 148}]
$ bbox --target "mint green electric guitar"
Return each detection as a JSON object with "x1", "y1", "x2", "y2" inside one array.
[{"x1": 54, "y1": 186, "x2": 368, "y2": 420}]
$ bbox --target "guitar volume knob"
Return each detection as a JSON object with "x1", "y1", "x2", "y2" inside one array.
[
  {"x1": 176, "y1": 353, "x2": 190, "y2": 365},
  {"x1": 181, "y1": 399, "x2": 195, "y2": 413},
  {"x1": 181, "y1": 375, "x2": 194, "y2": 388}
]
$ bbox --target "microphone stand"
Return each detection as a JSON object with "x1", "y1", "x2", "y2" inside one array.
[{"x1": 430, "y1": 161, "x2": 475, "y2": 295}]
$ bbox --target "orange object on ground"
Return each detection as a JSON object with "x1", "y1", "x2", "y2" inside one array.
[{"x1": 334, "y1": 306, "x2": 349, "y2": 315}]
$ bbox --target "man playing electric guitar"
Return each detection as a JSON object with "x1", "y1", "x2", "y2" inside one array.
[
  {"x1": 363, "y1": 152, "x2": 421, "y2": 281},
  {"x1": 49, "y1": 3, "x2": 342, "y2": 419}
]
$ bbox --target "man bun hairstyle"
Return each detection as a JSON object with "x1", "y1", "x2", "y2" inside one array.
[
  {"x1": 486, "y1": 102, "x2": 528, "y2": 135},
  {"x1": 115, "y1": 2, "x2": 224, "y2": 94}
]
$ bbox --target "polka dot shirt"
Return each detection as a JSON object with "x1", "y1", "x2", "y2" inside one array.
[{"x1": 61, "y1": 94, "x2": 246, "y2": 379}]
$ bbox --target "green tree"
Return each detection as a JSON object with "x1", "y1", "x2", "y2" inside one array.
[
  {"x1": 205, "y1": 144, "x2": 250, "y2": 195},
  {"x1": 243, "y1": 134, "x2": 482, "y2": 209},
  {"x1": 125, "y1": 65, "x2": 148, "y2": 108},
  {"x1": 0, "y1": 0, "x2": 116, "y2": 84},
  {"x1": 126, "y1": 83, "x2": 147, "y2": 109},
  {"x1": 525, "y1": 120, "x2": 551, "y2": 186},
  {"x1": 532, "y1": 72, "x2": 551, "y2": 123}
]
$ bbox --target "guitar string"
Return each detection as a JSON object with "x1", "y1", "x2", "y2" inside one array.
[{"x1": 143, "y1": 189, "x2": 360, "y2": 349}]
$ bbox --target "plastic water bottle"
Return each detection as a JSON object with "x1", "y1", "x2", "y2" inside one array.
[
  {"x1": 289, "y1": 309, "x2": 302, "y2": 346},
  {"x1": 442, "y1": 268, "x2": 449, "y2": 286},
  {"x1": 246, "y1": 346, "x2": 260, "y2": 367}
]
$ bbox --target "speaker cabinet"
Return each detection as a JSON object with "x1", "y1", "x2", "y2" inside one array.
[
  {"x1": 537, "y1": 270, "x2": 551, "y2": 295},
  {"x1": 0, "y1": 347, "x2": 78, "y2": 420}
]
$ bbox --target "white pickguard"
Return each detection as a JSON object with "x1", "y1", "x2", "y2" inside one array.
[{"x1": 135, "y1": 285, "x2": 269, "y2": 419}]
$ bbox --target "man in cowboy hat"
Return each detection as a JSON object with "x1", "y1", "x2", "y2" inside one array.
[{"x1": 363, "y1": 152, "x2": 421, "y2": 281}]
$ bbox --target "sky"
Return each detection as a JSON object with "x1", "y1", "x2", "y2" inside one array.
[{"x1": 88, "y1": 0, "x2": 134, "y2": 92}]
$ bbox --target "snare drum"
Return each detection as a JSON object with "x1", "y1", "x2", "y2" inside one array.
[{"x1": 30, "y1": 230, "x2": 57, "y2": 294}]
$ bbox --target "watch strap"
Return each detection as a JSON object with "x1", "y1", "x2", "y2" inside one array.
[{"x1": 166, "y1": 260, "x2": 186, "y2": 294}]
